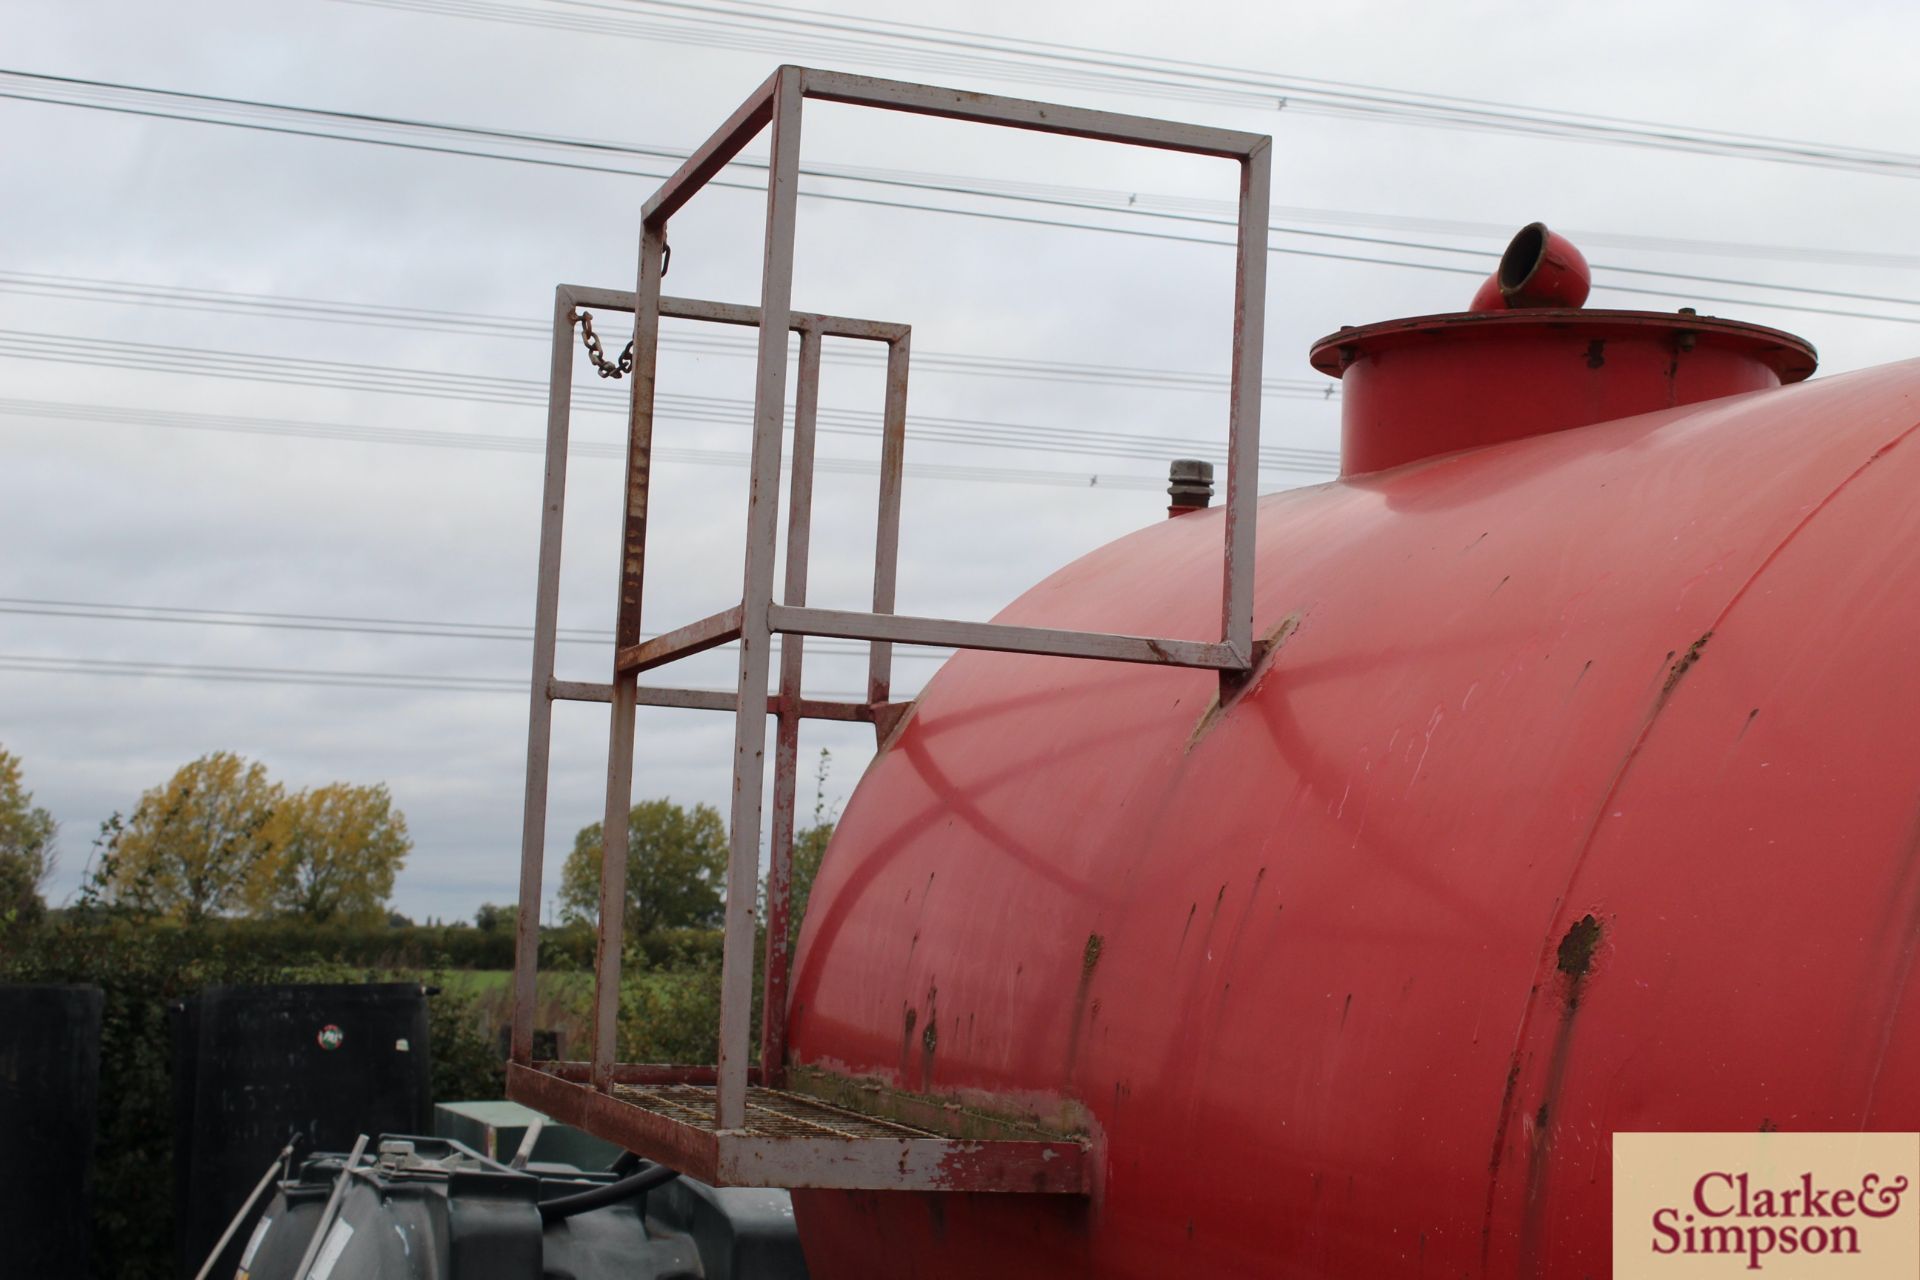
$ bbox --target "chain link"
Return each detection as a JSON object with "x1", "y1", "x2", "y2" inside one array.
[
  {"x1": 573, "y1": 309, "x2": 634, "y2": 380},
  {"x1": 569, "y1": 245, "x2": 667, "y2": 379}
]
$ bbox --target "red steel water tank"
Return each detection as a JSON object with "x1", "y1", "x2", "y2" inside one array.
[{"x1": 784, "y1": 228, "x2": 1919, "y2": 1276}]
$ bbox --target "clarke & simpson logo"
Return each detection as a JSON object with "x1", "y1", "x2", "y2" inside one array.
[
  {"x1": 1651, "y1": 1169, "x2": 1909, "y2": 1269},
  {"x1": 1616, "y1": 1133, "x2": 1920, "y2": 1277}
]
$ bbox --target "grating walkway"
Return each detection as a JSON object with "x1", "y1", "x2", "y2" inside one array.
[
  {"x1": 509, "y1": 1063, "x2": 1088, "y2": 1193},
  {"x1": 613, "y1": 1083, "x2": 942, "y2": 1140}
]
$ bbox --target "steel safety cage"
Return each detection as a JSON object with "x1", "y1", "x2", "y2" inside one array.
[{"x1": 509, "y1": 66, "x2": 1271, "y2": 1193}]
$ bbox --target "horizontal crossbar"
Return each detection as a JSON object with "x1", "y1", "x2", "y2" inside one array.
[
  {"x1": 545, "y1": 677, "x2": 902, "y2": 724},
  {"x1": 548, "y1": 679, "x2": 615, "y2": 704},
  {"x1": 768, "y1": 604, "x2": 1249, "y2": 671},
  {"x1": 801, "y1": 67, "x2": 1268, "y2": 159},
  {"x1": 615, "y1": 605, "x2": 743, "y2": 675},
  {"x1": 642, "y1": 69, "x2": 779, "y2": 225},
  {"x1": 641, "y1": 66, "x2": 1266, "y2": 224},
  {"x1": 532, "y1": 1061, "x2": 757, "y2": 1087},
  {"x1": 558, "y1": 284, "x2": 909, "y2": 343}
]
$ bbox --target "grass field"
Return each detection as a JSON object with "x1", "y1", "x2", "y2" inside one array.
[
  {"x1": 433, "y1": 968, "x2": 509, "y2": 996},
  {"x1": 432, "y1": 969, "x2": 595, "y2": 996},
  {"x1": 414, "y1": 966, "x2": 720, "y2": 1064}
]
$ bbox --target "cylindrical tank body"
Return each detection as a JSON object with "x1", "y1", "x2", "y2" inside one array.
[{"x1": 785, "y1": 349, "x2": 1920, "y2": 1275}]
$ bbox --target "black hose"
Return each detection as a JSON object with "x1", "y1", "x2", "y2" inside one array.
[
  {"x1": 607, "y1": 1149, "x2": 643, "y2": 1176},
  {"x1": 538, "y1": 1162, "x2": 680, "y2": 1222}
]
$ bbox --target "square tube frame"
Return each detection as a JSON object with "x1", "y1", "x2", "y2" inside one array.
[
  {"x1": 511, "y1": 284, "x2": 909, "y2": 1105},
  {"x1": 513, "y1": 65, "x2": 1271, "y2": 1141}
]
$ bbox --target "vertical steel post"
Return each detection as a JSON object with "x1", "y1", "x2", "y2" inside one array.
[
  {"x1": 511, "y1": 287, "x2": 579, "y2": 1067},
  {"x1": 760, "y1": 327, "x2": 821, "y2": 1088},
  {"x1": 592, "y1": 225, "x2": 669, "y2": 1093},
  {"x1": 867, "y1": 332, "x2": 910, "y2": 705},
  {"x1": 717, "y1": 66, "x2": 805, "y2": 1129},
  {"x1": 1219, "y1": 140, "x2": 1271, "y2": 685}
]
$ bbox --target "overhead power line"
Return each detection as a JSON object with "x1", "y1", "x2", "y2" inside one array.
[
  {"x1": 0, "y1": 396, "x2": 1225, "y2": 490},
  {"x1": 0, "y1": 70, "x2": 1494, "y2": 280},
  {"x1": 339, "y1": 0, "x2": 1920, "y2": 181},
  {"x1": 0, "y1": 651, "x2": 528, "y2": 693},
  {"x1": 0, "y1": 268, "x2": 1340, "y2": 400},
  {"x1": 3, "y1": 71, "x2": 1916, "y2": 324},
  {"x1": 9, "y1": 73, "x2": 1912, "y2": 274},
  {"x1": 0, "y1": 74, "x2": 1483, "y2": 281},
  {"x1": 0, "y1": 334, "x2": 1345, "y2": 474},
  {"x1": 0, "y1": 650, "x2": 875, "y2": 699},
  {"x1": 0, "y1": 595, "x2": 951, "y2": 662},
  {"x1": 347, "y1": 0, "x2": 1276, "y2": 110}
]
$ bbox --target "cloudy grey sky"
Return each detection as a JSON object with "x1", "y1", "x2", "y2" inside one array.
[{"x1": 4, "y1": 0, "x2": 1918, "y2": 922}]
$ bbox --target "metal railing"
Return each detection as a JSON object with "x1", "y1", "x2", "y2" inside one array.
[
  {"x1": 509, "y1": 286, "x2": 910, "y2": 1104},
  {"x1": 511, "y1": 65, "x2": 1271, "y2": 1146}
]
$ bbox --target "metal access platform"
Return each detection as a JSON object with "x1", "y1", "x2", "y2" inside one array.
[{"x1": 507, "y1": 65, "x2": 1271, "y2": 1194}]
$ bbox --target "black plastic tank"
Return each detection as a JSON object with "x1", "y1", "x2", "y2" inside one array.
[
  {"x1": 172, "y1": 983, "x2": 431, "y2": 1278},
  {"x1": 240, "y1": 1136, "x2": 808, "y2": 1280},
  {"x1": 0, "y1": 984, "x2": 104, "y2": 1275}
]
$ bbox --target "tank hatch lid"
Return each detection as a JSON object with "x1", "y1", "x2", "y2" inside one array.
[
  {"x1": 1308, "y1": 223, "x2": 1818, "y2": 475},
  {"x1": 1310, "y1": 307, "x2": 1817, "y2": 382}
]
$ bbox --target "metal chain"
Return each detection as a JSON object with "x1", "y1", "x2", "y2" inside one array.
[
  {"x1": 573, "y1": 310, "x2": 634, "y2": 380},
  {"x1": 570, "y1": 246, "x2": 668, "y2": 380}
]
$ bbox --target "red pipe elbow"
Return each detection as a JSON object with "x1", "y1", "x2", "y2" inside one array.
[{"x1": 1496, "y1": 221, "x2": 1591, "y2": 308}]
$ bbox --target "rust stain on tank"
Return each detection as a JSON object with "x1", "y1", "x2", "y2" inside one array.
[
  {"x1": 1480, "y1": 1055, "x2": 1525, "y2": 1266},
  {"x1": 1555, "y1": 915, "x2": 1602, "y2": 986},
  {"x1": 920, "y1": 987, "x2": 939, "y2": 1086},
  {"x1": 1515, "y1": 913, "x2": 1605, "y2": 1274},
  {"x1": 1064, "y1": 932, "x2": 1105, "y2": 1074},
  {"x1": 1662, "y1": 632, "x2": 1713, "y2": 696}
]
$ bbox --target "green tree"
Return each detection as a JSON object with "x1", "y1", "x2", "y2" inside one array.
[
  {"x1": 105, "y1": 752, "x2": 281, "y2": 922},
  {"x1": 474, "y1": 901, "x2": 517, "y2": 933},
  {"x1": 787, "y1": 825, "x2": 832, "y2": 943},
  {"x1": 250, "y1": 782, "x2": 410, "y2": 923},
  {"x1": 559, "y1": 799, "x2": 727, "y2": 936},
  {"x1": 0, "y1": 746, "x2": 56, "y2": 928},
  {"x1": 785, "y1": 749, "x2": 837, "y2": 958},
  {"x1": 618, "y1": 966, "x2": 723, "y2": 1064}
]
